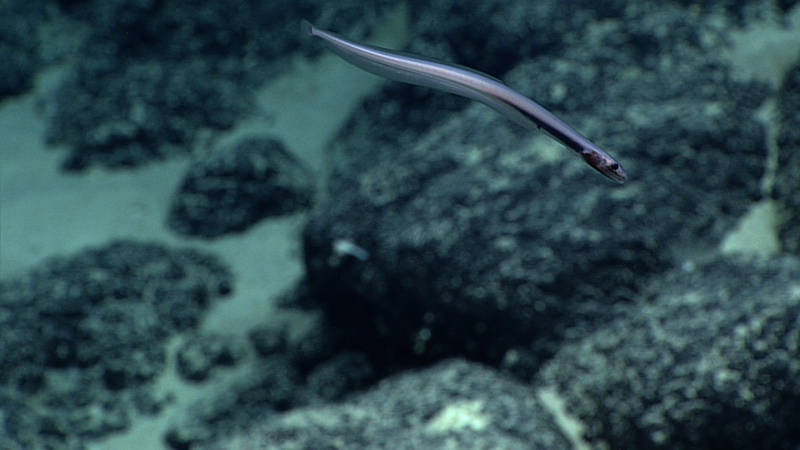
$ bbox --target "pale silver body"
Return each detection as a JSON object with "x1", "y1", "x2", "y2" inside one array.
[{"x1": 303, "y1": 21, "x2": 626, "y2": 183}]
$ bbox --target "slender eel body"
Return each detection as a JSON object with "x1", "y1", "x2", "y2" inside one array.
[{"x1": 303, "y1": 21, "x2": 626, "y2": 183}]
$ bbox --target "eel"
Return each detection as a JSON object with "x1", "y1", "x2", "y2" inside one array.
[{"x1": 303, "y1": 20, "x2": 627, "y2": 183}]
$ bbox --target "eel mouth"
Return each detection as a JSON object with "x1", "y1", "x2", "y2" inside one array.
[{"x1": 580, "y1": 148, "x2": 627, "y2": 183}]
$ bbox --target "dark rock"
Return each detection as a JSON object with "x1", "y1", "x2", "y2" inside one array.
[
  {"x1": 301, "y1": 351, "x2": 375, "y2": 403},
  {"x1": 165, "y1": 334, "x2": 373, "y2": 448},
  {"x1": 538, "y1": 256, "x2": 800, "y2": 450},
  {"x1": 43, "y1": 0, "x2": 396, "y2": 171},
  {"x1": 0, "y1": 240, "x2": 232, "y2": 449},
  {"x1": 167, "y1": 136, "x2": 315, "y2": 238},
  {"x1": 132, "y1": 388, "x2": 174, "y2": 416},
  {"x1": 165, "y1": 356, "x2": 300, "y2": 450},
  {"x1": 175, "y1": 333, "x2": 247, "y2": 382},
  {"x1": 0, "y1": 1, "x2": 44, "y2": 99},
  {"x1": 46, "y1": 57, "x2": 250, "y2": 171},
  {"x1": 777, "y1": 0, "x2": 799, "y2": 13},
  {"x1": 303, "y1": 2, "x2": 770, "y2": 370},
  {"x1": 775, "y1": 61, "x2": 800, "y2": 253},
  {"x1": 285, "y1": 318, "x2": 343, "y2": 371},
  {"x1": 200, "y1": 359, "x2": 573, "y2": 450}
]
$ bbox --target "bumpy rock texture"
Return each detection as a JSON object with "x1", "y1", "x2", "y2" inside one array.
[
  {"x1": 538, "y1": 256, "x2": 800, "y2": 450},
  {"x1": 0, "y1": 241, "x2": 232, "y2": 450},
  {"x1": 775, "y1": 62, "x2": 800, "y2": 253},
  {"x1": 164, "y1": 324, "x2": 377, "y2": 449},
  {"x1": 167, "y1": 136, "x2": 315, "y2": 238},
  {"x1": 4, "y1": 0, "x2": 797, "y2": 449},
  {"x1": 304, "y1": 1, "x2": 770, "y2": 370},
  {"x1": 175, "y1": 332, "x2": 247, "y2": 382},
  {"x1": 43, "y1": 0, "x2": 395, "y2": 170},
  {"x1": 200, "y1": 359, "x2": 573, "y2": 450}
]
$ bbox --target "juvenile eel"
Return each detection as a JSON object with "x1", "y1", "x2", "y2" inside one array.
[{"x1": 303, "y1": 20, "x2": 627, "y2": 183}]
